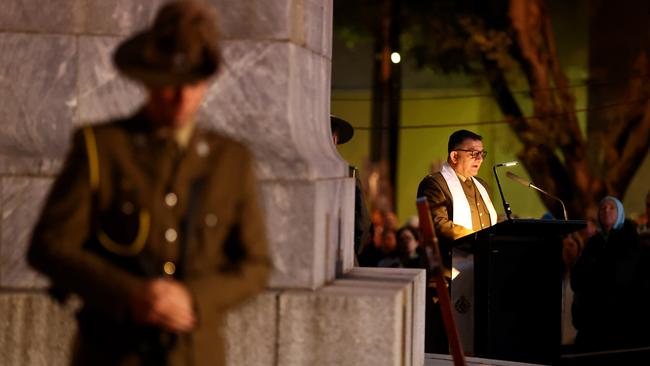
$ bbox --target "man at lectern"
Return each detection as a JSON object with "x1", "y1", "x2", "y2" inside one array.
[
  {"x1": 416, "y1": 129, "x2": 497, "y2": 353},
  {"x1": 417, "y1": 129, "x2": 497, "y2": 265}
]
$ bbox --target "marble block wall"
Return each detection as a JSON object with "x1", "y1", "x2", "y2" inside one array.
[
  {"x1": 0, "y1": 0, "x2": 423, "y2": 365},
  {"x1": 0, "y1": 0, "x2": 346, "y2": 293}
]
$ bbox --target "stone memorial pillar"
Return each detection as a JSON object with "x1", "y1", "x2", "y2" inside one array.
[{"x1": 0, "y1": 1, "x2": 424, "y2": 365}]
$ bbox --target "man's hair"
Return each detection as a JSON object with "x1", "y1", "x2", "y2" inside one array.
[{"x1": 448, "y1": 129, "x2": 483, "y2": 153}]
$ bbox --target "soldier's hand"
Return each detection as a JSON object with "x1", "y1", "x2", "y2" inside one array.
[{"x1": 131, "y1": 278, "x2": 197, "y2": 333}]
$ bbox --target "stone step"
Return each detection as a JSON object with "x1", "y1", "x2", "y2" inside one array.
[{"x1": 425, "y1": 353, "x2": 543, "y2": 366}]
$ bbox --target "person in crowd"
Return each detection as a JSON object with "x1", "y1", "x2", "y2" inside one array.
[
  {"x1": 330, "y1": 115, "x2": 372, "y2": 261},
  {"x1": 396, "y1": 226, "x2": 427, "y2": 269},
  {"x1": 376, "y1": 230, "x2": 401, "y2": 268},
  {"x1": 571, "y1": 196, "x2": 650, "y2": 352},
  {"x1": 561, "y1": 232, "x2": 584, "y2": 347},
  {"x1": 27, "y1": 2, "x2": 270, "y2": 365},
  {"x1": 637, "y1": 190, "x2": 650, "y2": 247},
  {"x1": 357, "y1": 222, "x2": 382, "y2": 267},
  {"x1": 360, "y1": 209, "x2": 398, "y2": 267}
]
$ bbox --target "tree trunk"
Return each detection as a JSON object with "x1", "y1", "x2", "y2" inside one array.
[
  {"x1": 369, "y1": 0, "x2": 401, "y2": 212},
  {"x1": 486, "y1": 0, "x2": 650, "y2": 219}
]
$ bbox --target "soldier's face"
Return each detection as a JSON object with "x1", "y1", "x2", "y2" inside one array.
[
  {"x1": 449, "y1": 138, "x2": 485, "y2": 177},
  {"x1": 146, "y1": 80, "x2": 209, "y2": 128}
]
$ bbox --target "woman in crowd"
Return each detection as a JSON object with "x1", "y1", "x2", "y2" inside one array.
[{"x1": 571, "y1": 196, "x2": 650, "y2": 351}]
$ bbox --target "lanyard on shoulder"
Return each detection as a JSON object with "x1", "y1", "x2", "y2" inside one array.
[{"x1": 81, "y1": 126, "x2": 150, "y2": 257}]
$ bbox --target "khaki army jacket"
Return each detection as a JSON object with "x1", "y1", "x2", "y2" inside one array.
[{"x1": 28, "y1": 112, "x2": 271, "y2": 366}]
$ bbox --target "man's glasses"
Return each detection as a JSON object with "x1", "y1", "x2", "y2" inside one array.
[{"x1": 455, "y1": 149, "x2": 488, "y2": 160}]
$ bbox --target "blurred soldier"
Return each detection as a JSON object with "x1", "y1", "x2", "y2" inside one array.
[{"x1": 28, "y1": 1, "x2": 270, "y2": 365}]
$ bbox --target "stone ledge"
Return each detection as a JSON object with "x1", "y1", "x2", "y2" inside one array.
[
  {"x1": 343, "y1": 267, "x2": 427, "y2": 366},
  {"x1": 0, "y1": 293, "x2": 77, "y2": 366},
  {"x1": 334, "y1": 278, "x2": 415, "y2": 366},
  {"x1": 0, "y1": 290, "x2": 278, "y2": 366},
  {"x1": 278, "y1": 272, "x2": 424, "y2": 366},
  {"x1": 224, "y1": 291, "x2": 279, "y2": 366},
  {"x1": 278, "y1": 285, "x2": 402, "y2": 366},
  {"x1": 0, "y1": 177, "x2": 53, "y2": 289},
  {"x1": 425, "y1": 353, "x2": 542, "y2": 366}
]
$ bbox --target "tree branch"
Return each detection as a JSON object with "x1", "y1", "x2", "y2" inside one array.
[{"x1": 607, "y1": 100, "x2": 650, "y2": 195}]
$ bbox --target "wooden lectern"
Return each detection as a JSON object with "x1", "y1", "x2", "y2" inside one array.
[{"x1": 453, "y1": 219, "x2": 585, "y2": 364}]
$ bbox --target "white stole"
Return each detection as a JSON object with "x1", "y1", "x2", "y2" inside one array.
[
  {"x1": 440, "y1": 162, "x2": 497, "y2": 353},
  {"x1": 440, "y1": 162, "x2": 497, "y2": 230}
]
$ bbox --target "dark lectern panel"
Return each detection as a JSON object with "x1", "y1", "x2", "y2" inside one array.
[
  {"x1": 453, "y1": 219, "x2": 585, "y2": 364},
  {"x1": 454, "y1": 219, "x2": 586, "y2": 251}
]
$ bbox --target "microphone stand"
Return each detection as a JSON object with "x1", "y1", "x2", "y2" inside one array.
[
  {"x1": 493, "y1": 164, "x2": 513, "y2": 221},
  {"x1": 529, "y1": 184, "x2": 568, "y2": 221},
  {"x1": 505, "y1": 171, "x2": 568, "y2": 220}
]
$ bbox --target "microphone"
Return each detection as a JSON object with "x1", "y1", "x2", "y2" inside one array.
[
  {"x1": 493, "y1": 161, "x2": 518, "y2": 221},
  {"x1": 506, "y1": 171, "x2": 568, "y2": 220},
  {"x1": 506, "y1": 171, "x2": 531, "y2": 187},
  {"x1": 494, "y1": 161, "x2": 518, "y2": 168}
]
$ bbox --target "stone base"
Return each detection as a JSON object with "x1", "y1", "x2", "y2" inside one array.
[
  {"x1": 344, "y1": 267, "x2": 427, "y2": 366},
  {"x1": 224, "y1": 291, "x2": 279, "y2": 366},
  {"x1": 0, "y1": 293, "x2": 77, "y2": 366},
  {"x1": 0, "y1": 269, "x2": 424, "y2": 366},
  {"x1": 278, "y1": 268, "x2": 425, "y2": 366}
]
